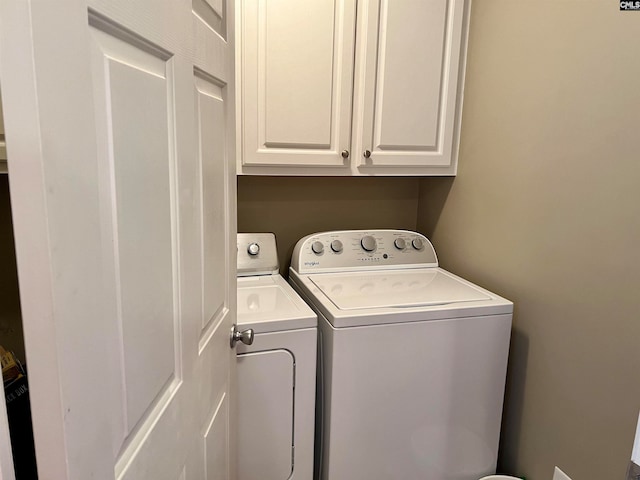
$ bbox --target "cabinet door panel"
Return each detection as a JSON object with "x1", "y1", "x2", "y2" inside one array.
[
  {"x1": 240, "y1": 0, "x2": 356, "y2": 168},
  {"x1": 354, "y1": 0, "x2": 467, "y2": 173}
]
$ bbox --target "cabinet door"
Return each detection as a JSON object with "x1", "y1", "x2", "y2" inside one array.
[
  {"x1": 353, "y1": 0, "x2": 468, "y2": 174},
  {"x1": 239, "y1": 0, "x2": 357, "y2": 172}
]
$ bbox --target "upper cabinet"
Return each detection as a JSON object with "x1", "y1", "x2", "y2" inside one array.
[
  {"x1": 353, "y1": 0, "x2": 467, "y2": 173},
  {"x1": 237, "y1": 0, "x2": 469, "y2": 176},
  {"x1": 239, "y1": 0, "x2": 357, "y2": 171}
]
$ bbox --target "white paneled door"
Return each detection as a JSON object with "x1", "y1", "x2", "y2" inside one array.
[{"x1": 0, "y1": 0, "x2": 237, "y2": 479}]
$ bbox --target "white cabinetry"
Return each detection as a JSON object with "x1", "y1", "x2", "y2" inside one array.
[
  {"x1": 237, "y1": 0, "x2": 469, "y2": 176},
  {"x1": 239, "y1": 0, "x2": 357, "y2": 170}
]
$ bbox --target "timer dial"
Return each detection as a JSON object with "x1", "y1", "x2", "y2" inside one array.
[
  {"x1": 361, "y1": 235, "x2": 377, "y2": 252},
  {"x1": 247, "y1": 243, "x2": 260, "y2": 256}
]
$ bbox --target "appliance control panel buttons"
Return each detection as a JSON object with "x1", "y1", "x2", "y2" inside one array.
[
  {"x1": 361, "y1": 235, "x2": 377, "y2": 252},
  {"x1": 237, "y1": 233, "x2": 279, "y2": 277},
  {"x1": 312, "y1": 241, "x2": 325, "y2": 255},
  {"x1": 247, "y1": 243, "x2": 260, "y2": 256},
  {"x1": 291, "y1": 230, "x2": 438, "y2": 274},
  {"x1": 331, "y1": 240, "x2": 343, "y2": 253}
]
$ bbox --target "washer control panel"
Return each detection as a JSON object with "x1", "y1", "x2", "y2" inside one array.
[
  {"x1": 291, "y1": 230, "x2": 438, "y2": 274},
  {"x1": 237, "y1": 233, "x2": 279, "y2": 277}
]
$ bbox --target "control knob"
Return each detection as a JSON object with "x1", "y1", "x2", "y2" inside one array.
[
  {"x1": 361, "y1": 235, "x2": 377, "y2": 252},
  {"x1": 331, "y1": 240, "x2": 343, "y2": 253},
  {"x1": 312, "y1": 241, "x2": 324, "y2": 255},
  {"x1": 247, "y1": 243, "x2": 260, "y2": 256},
  {"x1": 394, "y1": 238, "x2": 406, "y2": 250},
  {"x1": 412, "y1": 238, "x2": 424, "y2": 250}
]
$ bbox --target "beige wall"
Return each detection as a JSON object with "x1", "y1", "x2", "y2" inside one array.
[
  {"x1": 238, "y1": 3, "x2": 640, "y2": 477},
  {"x1": 418, "y1": 1, "x2": 640, "y2": 479},
  {"x1": 237, "y1": 176, "x2": 419, "y2": 275},
  {"x1": 0, "y1": 175, "x2": 24, "y2": 362}
]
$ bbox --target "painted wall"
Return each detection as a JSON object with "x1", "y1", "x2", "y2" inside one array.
[
  {"x1": 418, "y1": 1, "x2": 640, "y2": 479},
  {"x1": 237, "y1": 176, "x2": 419, "y2": 275}
]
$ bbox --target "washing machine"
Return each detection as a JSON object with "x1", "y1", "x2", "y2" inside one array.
[
  {"x1": 289, "y1": 230, "x2": 513, "y2": 480},
  {"x1": 236, "y1": 233, "x2": 317, "y2": 480}
]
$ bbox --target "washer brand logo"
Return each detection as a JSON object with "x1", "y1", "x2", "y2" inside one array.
[
  {"x1": 304, "y1": 261, "x2": 320, "y2": 267},
  {"x1": 621, "y1": 1, "x2": 640, "y2": 10}
]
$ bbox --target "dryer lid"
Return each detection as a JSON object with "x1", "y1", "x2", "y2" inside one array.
[
  {"x1": 237, "y1": 275, "x2": 316, "y2": 333},
  {"x1": 309, "y1": 269, "x2": 491, "y2": 310}
]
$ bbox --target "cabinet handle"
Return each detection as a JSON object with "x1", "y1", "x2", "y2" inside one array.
[
  {"x1": 363, "y1": 150, "x2": 371, "y2": 158},
  {"x1": 341, "y1": 150, "x2": 350, "y2": 159}
]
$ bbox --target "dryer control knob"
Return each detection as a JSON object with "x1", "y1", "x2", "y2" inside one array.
[
  {"x1": 361, "y1": 235, "x2": 377, "y2": 252},
  {"x1": 312, "y1": 241, "x2": 324, "y2": 255},
  {"x1": 412, "y1": 238, "x2": 424, "y2": 250},
  {"x1": 394, "y1": 238, "x2": 406, "y2": 250},
  {"x1": 247, "y1": 243, "x2": 260, "y2": 256},
  {"x1": 331, "y1": 240, "x2": 343, "y2": 253}
]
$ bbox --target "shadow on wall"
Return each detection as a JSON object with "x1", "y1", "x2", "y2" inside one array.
[
  {"x1": 497, "y1": 327, "x2": 529, "y2": 476},
  {"x1": 237, "y1": 176, "x2": 421, "y2": 276},
  {"x1": 418, "y1": 177, "x2": 455, "y2": 239}
]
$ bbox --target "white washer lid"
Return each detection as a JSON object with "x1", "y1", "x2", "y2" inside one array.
[
  {"x1": 309, "y1": 269, "x2": 491, "y2": 310},
  {"x1": 237, "y1": 275, "x2": 316, "y2": 333}
]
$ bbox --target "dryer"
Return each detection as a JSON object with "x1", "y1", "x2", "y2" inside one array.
[
  {"x1": 289, "y1": 230, "x2": 513, "y2": 480},
  {"x1": 236, "y1": 233, "x2": 317, "y2": 480}
]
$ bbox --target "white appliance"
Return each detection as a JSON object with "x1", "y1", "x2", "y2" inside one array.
[
  {"x1": 289, "y1": 230, "x2": 513, "y2": 480},
  {"x1": 236, "y1": 233, "x2": 317, "y2": 480}
]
